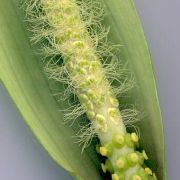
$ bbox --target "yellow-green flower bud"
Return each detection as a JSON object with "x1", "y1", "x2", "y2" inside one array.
[
  {"x1": 112, "y1": 173, "x2": 119, "y2": 180},
  {"x1": 127, "y1": 153, "x2": 139, "y2": 166},
  {"x1": 79, "y1": 94, "x2": 89, "y2": 103},
  {"x1": 144, "y1": 167, "x2": 152, "y2": 175},
  {"x1": 131, "y1": 132, "x2": 139, "y2": 143},
  {"x1": 99, "y1": 144, "x2": 113, "y2": 157},
  {"x1": 112, "y1": 134, "x2": 125, "y2": 148},
  {"x1": 125, "y1": 133, "x2": 134, "y2": 148},
  {"x1": 130, "y1": 174, "x2": 142, "y2": 180},
  {"x1": 95, "y1": 114, "x2": 107, "y2": 132},
  {"x1": 73, "y1": 41, "x2": 84, "y2": 48},
  {"x1": 142, "y1": 150, "x2": 148, "y2": 160},
  {"x1": 86, "y1": 111, "x2": 95, "y2": 119},
  {"x1": 116, "y1": 156, "x2": 127, "y2": 170},
  {"x1": 108, "y1": 108, "x2": 120, "y2": 124},
  {"x1": 109, "y1": 97, "x2": 119, "y2": 107}
]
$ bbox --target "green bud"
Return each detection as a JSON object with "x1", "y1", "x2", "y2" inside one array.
[
  {"x1": 144, "y1": 167, "x2": 152, "y2": 175},
  {"x1": 130, "y1": 174, "x2": 142, "y2": 180},
  {"x1": 112, "y1": 134, "x2": 125, "y2": 148},
  {"x1": 100, "y1": 94, "x2": 107, "y2": 103},
  {"x1": 73, "y1": 41, "x2": 84, "y2": 48},
  {"x1": 96, "y1": 114, "x2": 106, "y2": 124},
  {"x1": 86, "y1": 76, "x2": 96, "y2": 86},
  {"x1": 142, "y1": 150, "x2": 148, "y2": 160},
  {"x1": 125, "y1": 133, "x2": 134, "y2": 148},
  {"x1": 76, "y1": 67, "x2": 87, "y2": 75},
  {"x1": 112, "y1": 173, "x2": 119, "y2": 180},
  {"x1": 96, "y1": 114, "x2": 107, "y2": 132},
  {"x1": 108, "y1": 108, "x2": 120, "y2": 125},
  {"x1": 66, "y1": 30, "x2": 72, "y2": 39},
  {"x1": 85, "y1": 100, "x2": 94, "y2": 110},
  {"x1": 99, "y1": 144, "x2": 113, "y2": 157},
  {"x1": 79, "y1": 94, "x2": 89, "y2": 103},
  {"x1": 116, "y1": 156, "x2": 127, "y2": 170},
  {"x1": 131, "y1": 133, "x2": 139, "y2": 143},
  {"x1": 86, "y1": 111, "x2": 95, "y2": 119},
  {"x1": 127, "y1": 153, "x2": 139, "y2": 166},
  {"x1": 87, "y1": 89, "x2": 97, "y2": 101},
  {"x1": 73, "y1": 32, "x2": 81, "y2": 39},
  {"x1": 136, "y1": 152, "x2": 144, "y2": 165},
  {"x1": 137, "y1": 168, "x2": 148, "y2": 180},
  {"x1": 79, "y1": 59, "x2": 89, "y2": 66},
  {"x1": 89, "y1": 61, "x2": 101, "y2": 72},
  {"x1": 109, "y1": 97, "x2": 119, "y2": 107}
]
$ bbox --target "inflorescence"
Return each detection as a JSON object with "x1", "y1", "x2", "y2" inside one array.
[{"x1": 24, "y1": 0, "x2": 157, "y2": 179}]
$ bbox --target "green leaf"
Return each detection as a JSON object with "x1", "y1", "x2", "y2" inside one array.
[{"x1": 0, "y1": 0, "x2": 166, "y2": 180}]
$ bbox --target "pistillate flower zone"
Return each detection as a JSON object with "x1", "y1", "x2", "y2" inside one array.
[{"x1": 24, "y1": 0, "x2": 157, "y2": 179}]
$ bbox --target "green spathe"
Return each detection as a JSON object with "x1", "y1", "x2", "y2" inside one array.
[{"x1": 0, "y1": 0, "x2": 166, "y2": 179}]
